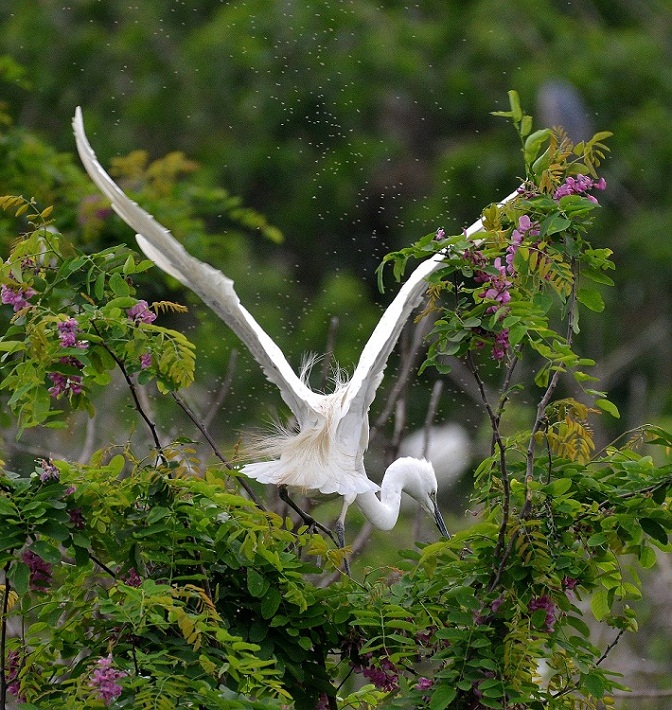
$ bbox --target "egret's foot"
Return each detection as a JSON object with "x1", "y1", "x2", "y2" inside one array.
[{"x1": 278, "y1": 485, "x2": 339, "y2": 547}]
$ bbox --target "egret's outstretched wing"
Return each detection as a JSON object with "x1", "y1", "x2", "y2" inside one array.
[
  {"x1": 73, "y1": 107, "x2": 320, "y2": 421},
  {"x1": 339, "y1": 190, "x2": 520, "y2": 438}
]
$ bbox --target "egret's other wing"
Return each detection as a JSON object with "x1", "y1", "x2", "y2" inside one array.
[
  {"x1": 339, "y1": 189, "x2": 520, "y2": 439},
  {"x1": 73, "y1": 107, "x2": 320, "y2": 421}
]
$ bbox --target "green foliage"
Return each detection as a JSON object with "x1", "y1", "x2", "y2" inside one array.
[
  {"x1": 0, "y1": 198, "x2": 194, "y2": 431},
  {"x1": 0, "y1": 454, "x2": 350, "y2": 708},
  {"x1": 2, "y1": 92, "x2": 672, "y2": 710}
]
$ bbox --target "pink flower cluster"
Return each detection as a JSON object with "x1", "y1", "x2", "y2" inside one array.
[
  {"x1": 69, "y1": 507, "x2": 86, "y2": 529},
  {"x1": 120, "y1": 567, "x2": 142, "y2": 587},
  {"x1": 415, "y1": 676, "x2": 433, "y2": 691},
  {"x1": 5, "y1": 650, "x2": 23, "y2": 700},
  {"x1": 48, "y1": 357, "x2": 84, "y2": 398},
  {"x1": 554, "y1": 174, "x2": 606, "y2": 203},
  {"x1": 361, "y1": 656, "x2": 399, "y2": 691},
  {"x1": 38, "y1": 458, "x2": 60, "y2": 482},
  {"x1": 21, "y1": 549, "x2": 53, "y2": 592},
  {"x1": 126, "y1": 300, "x2": 156, "y2": 324},
  {"x1": 467, "y1": 214, "x2": 542, "y2": 361},
  {"x1": 57, "y1": 317, "x2": 88, "y2": 350},
  {"x1": 139, "y1": 351, "x2": 152, "y2": 369},
  {"x1": 88, "y1": 654, "x2": 127, "y2": 706},
  {"x1": 528, "y1": 594, "x2": 558, "y2": 633},
  {"x1": 506, "y1": 214, "x2": 540, "y2": 274},
  {"x1": 1, "y1": 283, "x2": 36, "y2": 312}
]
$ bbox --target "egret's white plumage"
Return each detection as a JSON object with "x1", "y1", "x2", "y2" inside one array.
[{"x1": 72, "y1": 106, "x2": 517, "y2": 538}]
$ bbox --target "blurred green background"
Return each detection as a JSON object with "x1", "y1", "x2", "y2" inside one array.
[{"x1": 1, "y1": 1, "x2": 672, "y2": 705}]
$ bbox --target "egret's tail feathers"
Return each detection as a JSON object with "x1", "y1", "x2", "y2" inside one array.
[{"x1": 241, "y1": 424, "x2": 379, "y2": 497}]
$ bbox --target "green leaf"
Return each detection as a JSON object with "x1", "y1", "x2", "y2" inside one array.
[
  {"x1": 30, "y1": 540, "x2": 62, "y2": 564},
  {"x1": 247, "y1": 568, "x2": 269, "y2": 597},
  {"x1": 430, "y1": 685, "x2": 457, "y2": 709},
  {"x1": 94, "y1": 270, "x2": 106, "y2": 300},
  {"x1": 640, "y1": 517, "x2": 669, "y2": 546},
  {"x1": 540, "y1": 212, "x2": 571, "y2": 237},
  {"x1": 109, "y1": 272, "x2": 131, "y2": 297},
  {"x1": 524, "y1": 128, "x2": 551, "y2": 165},
  {"x1": 577, "y1": 288, "x2": 605, "y2": 312},
  {"x1": 565, "y1": 614, "x2": 590, "y2": 637},
  {"x1": 582, "y1": 672, "x2": 605, "y2": 698},
  {"x1": 591, "y1": 586, "x2": 610, "y2": 621},
  {"x1": 261, "y1": 587, "x2": 282, "y2": 619},
  {"x1": 595, "y1": 399, "x2": 620, "y2": 418},
  {"x1": 107, "y1": 454, "x2": 126, "y2": 476},
  {"x1": 544, "y1": 478, "x2": 572, "y2": 496},
  {"x1": 11, "y1": 561, "x2": 30, "y2": 596}
]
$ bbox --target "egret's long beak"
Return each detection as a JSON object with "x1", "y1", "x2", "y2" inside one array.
[{"x1": 433, "y1": 501, "x2": 450, "y2": 538}]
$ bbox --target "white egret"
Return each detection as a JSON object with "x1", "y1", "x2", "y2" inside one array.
[{"x1": 73, "y1": 107, "x2": 518, "y2": 543}]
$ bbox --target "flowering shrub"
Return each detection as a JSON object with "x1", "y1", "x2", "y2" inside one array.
[{"x1": 1, "y1": 93, "x2": 672, "y2": 709}]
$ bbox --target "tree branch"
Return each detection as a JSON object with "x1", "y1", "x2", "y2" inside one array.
[{"x1": 170, "y1": 391, "x2": 265, "y2": 509}]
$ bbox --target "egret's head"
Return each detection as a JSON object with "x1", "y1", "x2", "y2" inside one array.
[{"x1": 389, "y1": 457, "x2": 450, "y2": 538}]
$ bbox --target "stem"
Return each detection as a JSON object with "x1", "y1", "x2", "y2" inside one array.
[
  {"x1": 466, "y1": 352, "x2": 511, "y2": 569},
  {"x1": 0, "y1": 562, "x2": 11, "y2": 709},
  {"x1": 370, "y1": 315, "x2": 433, "y2": 444},
  {"x1": 96, "y1": 331, "x2": 166, "y2": 465},
  {"x1": 171, "y1": 392, "x2": 265, "y2": 509},
  {"x1": 202, "y1": 348, "x2": 238, "y2": 431},
  {"x1": 522, "y1": 261, "x2": 579, "y2": 516},
  {"x1": 596, "y1": 627, "x2": 625, "y2": 666}
]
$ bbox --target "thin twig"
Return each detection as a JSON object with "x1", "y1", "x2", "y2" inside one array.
[
  {"x1": 596, "y1": 627, "x2": 625, "y2": 666},
  {"x1": 523, "y1": 265, "x2": 578, "y2": 512},
  {"x1": 612, "y1": 689, "x2": 672, "y2": 698},
  {"x1": 319, "y1": 316, "x2": 340, "y2": 391},
  {"x1": 96, "y1": 331, "x2": 166, "y2": 465},
  {"x1": 0, "y1": 562, "x2": 11, "y2": 708},
  {"x1": 465, "y1": 352, "x2": 511, "y2": 573},
  {"x1": 422, "y1": 380, "x2": 444, "y2": 459},
  {"x1": 318, "y1": 521, "x2": 374, "y2": 588},
  {"x1": 170, "y1": 392, "x2": 265, "y2": 509},
  {"x1": 370, "y1": 315, "x2": 433, "y2": 444},
  {"x1": 202, "y1": 348, "x2": 239, "y2": 430}
]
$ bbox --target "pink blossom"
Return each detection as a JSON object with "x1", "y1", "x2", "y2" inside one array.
[
  {"x1": 528, "y1": 594, "x2": 558, "y2": 632},
  {"x1": 553, "y1": 174, "x2": 607, "y2": 202},
  {"x1": 1, "y1": 283, "x2": 36, "y2": 312},
  {"x1": 38, "y1": 459, "x2": 60, "y2": 482},
  {"x1": 415, "y1": 676, "x2": 433, "y2": 691},
  {"x1": 69, "y1": 507, "x2": 85, "y2": 529},
  {"x1": 126, "y1": 300, "x2": 156, "y2": 324},
  {"x1": 48, "y1": 357, "x2": 84, "y2": 398},
  {"x1": 435, "y1": 227, "x2": 445, "y2": 241},
  {"x1": 48, "y1": 371, "x2": 83, "y2": 397},
  {"x1": 362, "y1": 660, "x2": 399, "y2": 691},
  {"x1": 5, "y1": 650, "x2": 23, "y2": 700},
  {"x1": 120, "y1": 567, "x2": 142, "y2": 587},
  {"x1": 21, "y1": 549, "x2": 53, "y2": 592},
  {"x1": 88, "y1": 654, "x2": 127, "y2": 706},
  {"x1": 57, "y1": 318, "x2": 88, "y2": 349},
  {"x1": 491, "y1": 594, "x2": 505, "y2": 613},
  {"x1": 139, "y1": 352, "x2": 152, "y2": 369},
  {"x1": 506, "y1": 215, "x2": 540, "y2": 275},
  {"x1": 492, "y1": 329, "x2": 510, "y2": 361}
]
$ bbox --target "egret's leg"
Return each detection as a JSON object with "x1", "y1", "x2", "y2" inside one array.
[
  {"x1": 278, "y1": 485, "x2": 339, "y2": 547},
  {"x1": 335, "y1": 495, "x2": 356, "y2": 575},
  {"x1": 335, "y1": 495, "x2": 353, "y2": 549}
]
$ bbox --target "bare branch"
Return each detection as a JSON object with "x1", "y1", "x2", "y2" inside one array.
[
  {"x1": 203, "y1": 348, "x2": 239, "y2": 430},
  {"x1": 170, "y1": 391, "x2": 265, "y2": 509}
]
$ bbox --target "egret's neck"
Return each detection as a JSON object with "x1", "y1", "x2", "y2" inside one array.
[{"x1": 354, "y1": 474, "x2": 404, "y2": 531}]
